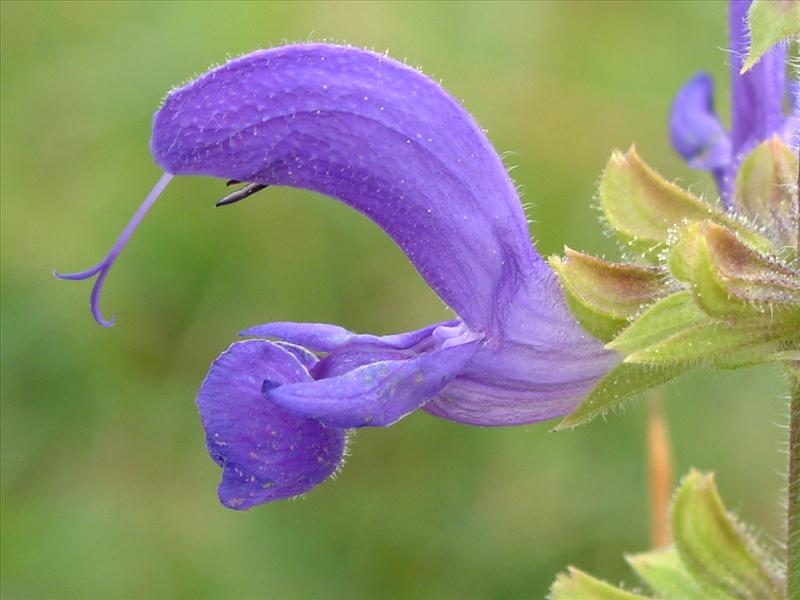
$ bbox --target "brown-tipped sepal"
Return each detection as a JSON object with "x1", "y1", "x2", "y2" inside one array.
[
  {"x1": 550, "y1": 248, "x2": 672, "y2": 341},
  {"x1": 598, "y1": 147, "x2": 769, "y2": 259},
  {"x1": 734, "y1": 135, "x2": 799, "y2": 249},
  {"x1": 668, "y1": 220, "x2": 800, "y2": 318}
]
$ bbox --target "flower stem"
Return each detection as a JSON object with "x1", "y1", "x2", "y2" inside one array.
[
  {"x1": 789, "y1": 368, "x2": 800, "y2": 599},
  {"x1": 793, "y1": 141, "x2": 800, "y2": 598}
]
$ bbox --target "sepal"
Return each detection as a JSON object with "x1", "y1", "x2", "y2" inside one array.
[
  {"x1": 668, "y1": 220, "x2": 800, "y2": 318},
  {"x1": 549, "y1": 471, "x2": 784, "y2": 600},
  {"x1": 554, "y1": 363, "x2": 686, "y2": 430},
  {"x1": 606, "y1": 291, "x2": 799, "y2": 369},
  {"x1": 625, "y1": 548, "x2": 717, "y2": 600},
  {"x1": 550, "y1": 567, "x2": 649, "y2": 600},
  {"x1": 741, "y1": 0, "x2": 800, "y2": 73},
  {"x1": 549, "y1": 248, "x2": 671, "y2": 341},
  {"x1": 734, "y1": 136, "x2": 799, "y2": 248},
  {"x1": 671, "y1": 470, "x2": 784, "y2": 599},
  {"x1": 598, "y1": 147, "x2": 767, "y2": 259}
]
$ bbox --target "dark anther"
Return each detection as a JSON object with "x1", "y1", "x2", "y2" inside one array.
[
  {"x1": 226, "y1": 179, "x2": 241, "y2": 187},
  {"x1": 216, "y1": 182, "x2": 269, "y2": 207}
]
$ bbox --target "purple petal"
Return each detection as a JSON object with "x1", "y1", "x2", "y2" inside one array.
[
  {"x1": 425, "y1": 275, "x2": 621, "y2": 425},
  {"x1": 267, "y1": 339, "x2": 480, "y2": 428},
  {"x1": 197, "y1": 340, "x2": 345, "y2": 509},
  {"x1": 150, "y1": 44, "x2": 541, "y2": 333},
  {"x1": 311, "y1": 347, "x2": 411, "y2": 380},
  {"x1": 240, "y1": 320, "x2": 453, "y2": 353},
  {"x1": 729, "y1": 0, "x2": 787, "y2": 158},
  {"x1": 668, "y1": 73, "x2": 731, "y2": 172},
  {"x1": 273, "y1": 341, "x2": 319, "y2": 370}
]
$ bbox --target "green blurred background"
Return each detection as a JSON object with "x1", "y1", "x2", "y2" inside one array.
[{"x1": 0, "y1": 1, "x2": 789, "y2": 598}]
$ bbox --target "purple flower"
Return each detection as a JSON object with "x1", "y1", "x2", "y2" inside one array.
[
  {"x1": 58, "y1": 44, "x2": 617, "y2": 508},
  {"x1": 669, "y1": 0, "x2": 797, "y2": 209}
]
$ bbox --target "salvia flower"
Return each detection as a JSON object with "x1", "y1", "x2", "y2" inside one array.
[
  {"x1": 669, "y1": 0, "x2": 798, "y2": 209},
  {"x1": 57, "y1": 44, "x2": 618, "y2": 508}
]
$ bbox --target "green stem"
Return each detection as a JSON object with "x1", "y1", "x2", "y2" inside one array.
[{"x1": 790, "y1": 369, "x2": 800, "y2": 599}]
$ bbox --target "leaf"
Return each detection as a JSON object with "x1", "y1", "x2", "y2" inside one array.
[
  {"x1": 671, "y1": 470, "x2": 783, "y2": 599},
  {"x1": 741, "y1": 0, "x2": 800, "y2": 73},
  {"x1": 626, "y1": 548, "x2": 731, "y2": 600},
  {"x1": 555, "y1": 362, "x2": 686, "y2": 429},
  {"x1": 550, "y1": 567, "x2": 650, "y2": 600}
]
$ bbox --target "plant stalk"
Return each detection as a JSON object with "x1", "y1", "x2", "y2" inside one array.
[
  {"x1": 792, "y1": 141, "x2": 799, "y2": 598},
  {"x1": 789, "y1": 369, "x2": 800, "y2": 599}
]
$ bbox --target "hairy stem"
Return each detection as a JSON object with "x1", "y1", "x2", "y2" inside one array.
[
  {"x1": 793, "y1": 139, "x2": 800, "y2": 598},
  {"x1": 790, "y1": 368, "x2": 800, "y2": 599}
]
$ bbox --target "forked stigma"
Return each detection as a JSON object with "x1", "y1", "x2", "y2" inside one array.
[{"x1": 54, "y1": 172, "x2": 174, "y2": 327}]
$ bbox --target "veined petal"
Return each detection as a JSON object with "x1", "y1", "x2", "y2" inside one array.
[
  {"x1": 240, "y1": 320, "x2": 454, "y2": 353},
  {"x1": 267, "y1": 339, "x2": 480, "y2": 428},
  {"x1": 425, "y1": 276, "x2": 621, "y2": 425},
  {"x1": 197, "y1": 340, "x2": 345, "y2": 509},
  {"x1": 312, "y1": 346, "x2": 411, "y2": 379},
  {"x1": 273, "y1": 341, "x2": 319, "y2": 370},
  {"x1": 151, "y1": 44, "x2": 542, "y2": 333},
  {"x1": 426, "y1": 345, "x2": 620, "y2": 426},
  {"x1": 668, "y1": 73, "x2": 731, "y2": 172},
  {"x1": 729, "y1": 0, "x2": 787, "y2": 158}
]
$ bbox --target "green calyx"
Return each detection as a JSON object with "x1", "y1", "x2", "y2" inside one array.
[
  {"x1": 734, "y1": 136, "x2": 799, "y2": 249},
  {"x1": 550, "y1": 470, "x2": 784, "y2": 600},
  {"x1": 554, "y1": 148, "x2": 800, "y2": 428},
  {"x1": 550, "y1": 567, "x2": 649, "y2": 600},
  {"x1": 670, "y1": 471, "x2": 784, "y2": 599},
  {"x1": 668, "y1": 220, "x2": 800, "y2": 318},
  {"x1": 741, "y1": 0, "x2": 800, "y2": 73},
  {"x1": 549, "y1": 248, "x2": 672, "y2": 342},
  {"x1": 598, "y1": 146, "x2": 769, "y2": 260}
]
